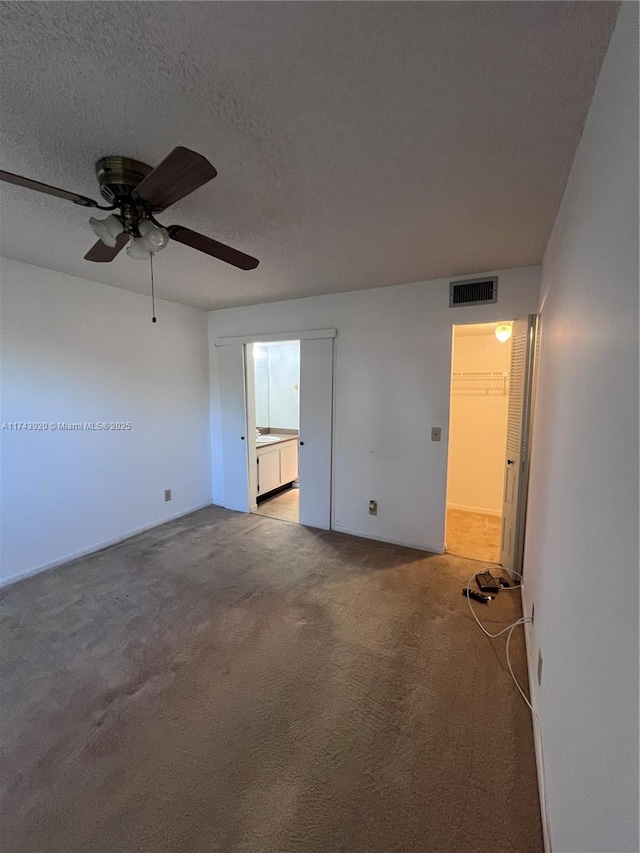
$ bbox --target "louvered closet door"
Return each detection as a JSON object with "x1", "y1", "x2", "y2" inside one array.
[{"x1": 500, "y1": 316, "x2": 537, "y2": 572}]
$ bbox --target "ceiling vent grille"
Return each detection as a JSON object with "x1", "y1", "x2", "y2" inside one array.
[{"x1": 449, "y1": 276, "x2": 498, "y2": 307}]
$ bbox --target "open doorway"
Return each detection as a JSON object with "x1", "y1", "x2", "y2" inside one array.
[
  {"x1": 445, "y1": 322, "x2": 512, "y2": 563},
  {"x1": 216, "y1": 331, "x2": 334, "y2": 529},
  {"x1": 251, "y1": 341, "x2": 301, "y2": 523},
  {"x1": 445, "y1": 316, "x2": 538, "y2": 573}
]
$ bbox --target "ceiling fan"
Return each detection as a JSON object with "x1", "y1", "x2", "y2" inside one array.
[{"x1": 0, "y1": 147, "x2": 259, "y2": 269}]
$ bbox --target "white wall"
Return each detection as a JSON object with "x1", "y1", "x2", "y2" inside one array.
[
  {"x1": 523, "y1": 5, "x2": 639, "y2": 851},
  {"x1": 447, "y1": 330, "x2": 511, "y2": 515},
  {"x1": 209, "y1": 266, "x2": 539, "y2": 551},
  {"x1": 0, "y1": 258, "x2": 212, "y2": 585}
]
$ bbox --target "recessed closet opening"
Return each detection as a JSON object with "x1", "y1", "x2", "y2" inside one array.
[{"x1": 445, "y1": 322, "x2": 512, "y2": 563}]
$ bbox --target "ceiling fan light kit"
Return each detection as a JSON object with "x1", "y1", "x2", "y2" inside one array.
[
  {"x1": 126, "y1": 236, "x2": 152, "y2": 261},
  {"x1": 89, "y1": 213, "x2": 124, "y2": 248},
  {"x1": 138, "y1": 219, "x2": 170, "y2": 253},
  {"x1": 0, "y1": 147, "x2": 259, "y2": 269},
  {"x1": 90, "y1": 214, "x2": 170, "y2": 258}
]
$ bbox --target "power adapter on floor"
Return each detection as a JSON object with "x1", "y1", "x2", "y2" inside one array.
[
  {"x1": 475, "y1": 571, "x2": 501, "y2": 593},
  {"x1": 461, "y1": 587, "x2": 493, "y2": 603}
]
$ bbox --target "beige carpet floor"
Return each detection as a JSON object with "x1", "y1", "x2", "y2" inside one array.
[
  {"x1": 446, "y1": 508, "x2": 502, "y2": 563},
  {"x1": 0, "y1": 506, "x2": 542, "y2": 853}
]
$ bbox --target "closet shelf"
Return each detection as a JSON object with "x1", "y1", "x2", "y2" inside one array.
[{"x1": 452, "y1": 371, "x2": 510, "y2": 395}]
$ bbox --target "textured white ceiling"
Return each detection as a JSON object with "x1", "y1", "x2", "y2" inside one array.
[{"x1": 0, "y1": 2, "x2": 618, "y2": 310}]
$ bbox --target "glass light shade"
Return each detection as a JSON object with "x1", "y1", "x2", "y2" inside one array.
[
  {"x1": 495, "y1": 322, "x2": 513, "y2": 343},
  {"x1": 126, "y1": 236, "x2": 152, "y2": 261},
  {"x1": 89, "y1": 214, "x2": 124, "y2": 248},
  {"x1": 138, "y1": 220, "x2": 170, "y2": 253}
]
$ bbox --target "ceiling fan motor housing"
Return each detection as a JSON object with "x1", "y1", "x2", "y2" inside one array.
[{"x1": 95, "y1": 156, "x2": 152, "y2": 205}]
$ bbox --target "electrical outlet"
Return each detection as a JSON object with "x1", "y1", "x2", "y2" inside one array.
[
  {"x1": 369, "y1": 500, "x2": 377, "y2": 516},
  {"x1": 431, "y1": 427, "x2": 441, "y2": 442},
  {"x1": 537, "y1": 649, "x2": 543, "y2": 686},
  {"x1": 164, "y1": 489, "x2": 172, "y2": 502}
]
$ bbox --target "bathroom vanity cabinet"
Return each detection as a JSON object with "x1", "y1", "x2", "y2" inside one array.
[{"x1": 257, "y1": 437, "x2": 299, "y2": 496}]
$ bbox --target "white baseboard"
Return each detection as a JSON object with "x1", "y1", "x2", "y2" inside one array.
[
  {"x1": 447, "y1": 502, "x2": 502, "y2": 518},
  {"x1": 521, "y1": 587, "x2": 552, "y2": 853},
  {"x1": 0, "y1": 501, "x2": 213, "y2": 589},
  {"x1": 331, "y1": 523, "x2": 444, "y2": 554}
]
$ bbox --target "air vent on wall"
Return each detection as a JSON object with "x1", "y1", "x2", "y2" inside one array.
[{"x1": 449, "y1": 276, "x2": 498, "y2": 307}]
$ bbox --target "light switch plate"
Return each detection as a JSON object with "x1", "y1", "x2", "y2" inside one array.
[{"x1": 431, "y1": 427, "x2": 442, "y2": 442}]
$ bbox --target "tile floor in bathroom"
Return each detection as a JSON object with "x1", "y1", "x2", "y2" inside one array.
[{"x1": 254, "y1": 486, "x2": 299, "y2": 523}]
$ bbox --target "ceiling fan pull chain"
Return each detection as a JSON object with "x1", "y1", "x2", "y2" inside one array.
[{"x1": 150, "y1": 254, "x2": 157, "y2": 324}]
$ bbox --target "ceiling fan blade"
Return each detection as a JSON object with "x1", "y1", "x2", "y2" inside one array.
[
  {"x1": 168, "y1": 226, "x2": 259, "y2": 270},
  {"x1": 133, "y1": 147, "x2": 217, "y2": 212},
  {"x1": 0, "y1": 169, "x2": 98, "y2": 207},
  {"x1": 84, "y1": 232, "x2": 129, "y2": 263}
]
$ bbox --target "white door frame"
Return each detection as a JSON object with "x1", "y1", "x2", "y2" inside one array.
[
  {"x1": 216, "y1": 330, "x2": 337, "y2": 346},
  {"x1": 443, "y1": 316, "x2": 538, "y2": 575},
  {"x1": 215, "y1": 329, "x2": 337, "y2": 527}
]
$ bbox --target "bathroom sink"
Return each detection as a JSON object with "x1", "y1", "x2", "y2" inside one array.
[{"x1": 256, "y1": 435, "x2": 282, "y2": 444}]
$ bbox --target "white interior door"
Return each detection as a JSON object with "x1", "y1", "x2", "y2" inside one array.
[
  {"x1": 299, "y1": 338, "x2": 334, "y2": 529},
  {"x1": 500, "y1": 315, "x2": 537, "y2": 573},
  {"x1": 218, "y1": 344, "x2": 250, "y2": 513}
]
